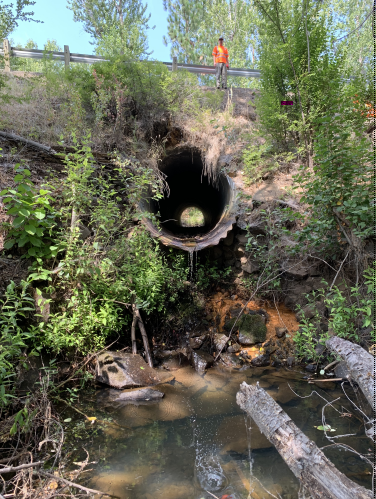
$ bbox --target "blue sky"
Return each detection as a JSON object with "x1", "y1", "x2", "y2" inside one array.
[{"x1": 11, "y1": 0, "x2": 171, "y2": 61}]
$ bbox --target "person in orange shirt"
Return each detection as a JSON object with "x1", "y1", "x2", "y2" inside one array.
[{"x1": 212, "y1": 36, "x2": 229, "y2": 90}]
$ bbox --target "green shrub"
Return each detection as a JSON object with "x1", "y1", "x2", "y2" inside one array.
[
  {"x1": 0, "y1": 165, "x2": 60, "y2": 262},
  {"x1": 294, "y1": 110, "x2": 373, "y2": 250},
  {"x1": 0, "y1": 281, "x2": 38, "y2": 407}
]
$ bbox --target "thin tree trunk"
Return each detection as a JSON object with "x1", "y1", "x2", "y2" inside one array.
[
  {"x1": 134, "y1": 308, "x2": 153, "y2": 368},
  {"x1": 131, "y1": 303, "x2": 138, "y2": 355},
  {"x1": 236, "y1": 382, "x2": 373, "y2": 499}
]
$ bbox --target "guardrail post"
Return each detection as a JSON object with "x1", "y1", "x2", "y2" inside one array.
[
  {"x1": 3, "y1": 39, "x2": 11, "y2": 72},
  {"x1": 64, "y1": 45, "x2": 70, "y2": 70},
  {"x1": 172, "y1": 56, "x2": 177, "y2": 72}
]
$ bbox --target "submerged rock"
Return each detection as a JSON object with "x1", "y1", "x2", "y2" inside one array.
[
  {"x1": 190, "y1": 350, "x2": 214, "y2": 374},
  {"x1": 155, "y1": 350, "x2": 190, "y2": 371},
  {"x1": 220, "y1": 352, "x2": 243, "y2": 368},
  {"x1": 97, "y1": 387, "x2": 164, "y2": 406},
  {"x1": 96, "y1": 351, "x2": 160, "y2": 389},
  {"x1": 250, "y1": 353, "x2": 270, "y2": 367},
  {"x1": 238, "y1": 314, "x2": 267, "y2": 345}
]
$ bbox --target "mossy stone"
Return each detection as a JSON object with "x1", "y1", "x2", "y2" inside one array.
[{"x1": 238, "y1": 314, "x2": 267, "y2": 345}]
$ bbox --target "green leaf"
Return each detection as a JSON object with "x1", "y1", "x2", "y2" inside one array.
[
  {"x1": 316, "y1": 425, "x2": 335, "y2": 432},
  {"x1": 13, "y1": 216, "x2": 26, "y2": 227},
  {"x1": 10, "y1": 423, "x2": 18, "y2": 436},
  {"x1": 63, "y1": 418, "x2": 72, "y2": 423},
  {"x1": 28, "y1": 247, "x2": 37, "y2": 257},
  {"x1": 19, "y1": 209, "x2": 30, "y2": 217},
  {"x1": 29, "y1": 236, "x2": 42, "y2": 247},
  {"x1": 34, "y1": 210, "x2": 46, "y2": 220},
  {"x1": 4, "y1": 239, "x2": 16, "y2": 249},
  {"x1": 25, "y1": 225, "x2": 36, "y2": 235}
]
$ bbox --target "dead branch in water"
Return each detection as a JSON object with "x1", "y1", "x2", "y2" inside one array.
[
  {"x1": 236, "y1": 382, "x2": 373, "y2": 499},
  {"x1": 37, "y1": 470, "x2": 119, "y2": 498},
  {"x1": 326, "y1": 336, "x2": 375, "y2": 411}
]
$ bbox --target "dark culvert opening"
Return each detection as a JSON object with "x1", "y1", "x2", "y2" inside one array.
[{"x1": 141, "y1": 147, "x2": 237, "y2": 251}]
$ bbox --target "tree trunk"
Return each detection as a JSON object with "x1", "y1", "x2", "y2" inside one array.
[
  {"x1": 326, "y1": 336, "x2": 375, "y2": 412},
  {"x1": 134, "y1": 308, "x2": 153, "y2": 368},
  {"x1": 131, "y1": 303, "x2": 138, "y2": 355},
  {"x1": 236, "y1": 382, "x2": 373, "y2": 499}
]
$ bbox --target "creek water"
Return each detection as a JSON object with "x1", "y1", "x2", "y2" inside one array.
[{"x1": 72, "y1": 366, "x2": 372, "y2": 499}]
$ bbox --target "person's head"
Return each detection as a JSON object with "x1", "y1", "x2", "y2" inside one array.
[{"x1": 218, "y1": 37, "x2": 224, "y2": 46}]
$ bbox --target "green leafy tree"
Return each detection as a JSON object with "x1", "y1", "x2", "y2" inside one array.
[
  {"x1": 0, "y1": 0, "x2": 40, "y2": 39},
  {"x1": 163, "y1": 0, "x2": 259, "y2": 86},
  {"x1": 67, "y1": 0, "x2": 152, "y2": 58},
  {"x1": 329, "y1": 0, "x2": 373, "y2": 78},
  {"x1": 253, "y1": 0, "x2": 346, "y2": 161},
  {"x1": 11, "y1": 38, "x2": 63, "y2": 71}
]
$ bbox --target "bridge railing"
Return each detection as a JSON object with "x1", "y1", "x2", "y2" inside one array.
[{"x1": 0, "y1": 39, "x2": 261, "y2": 78}]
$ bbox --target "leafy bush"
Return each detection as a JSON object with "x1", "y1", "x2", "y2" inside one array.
[
  {"x1": 294, "y1": 265, "x2": 375, "y2": 360},
  {"x1": 0, "y1": 165, "x2": 60, "y2": 262},
  {"x1": 0, "y1": 281, "x2": 38, "y2": 407},
  {"x1": 294, "y1": 109, "x2": 373, "y2": 250}
]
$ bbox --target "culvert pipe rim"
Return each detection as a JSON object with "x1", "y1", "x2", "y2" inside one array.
[{"x1": 140, "y1": 147, "x2": 237, "y2": 251}]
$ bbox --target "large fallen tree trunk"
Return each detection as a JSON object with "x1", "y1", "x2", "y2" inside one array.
[
  {"x1": 236, "y1": 382, "x2": 373, "y2": 499},
  {"x1": 326, "y1": 336, "x2": 375, "y2": 412}
]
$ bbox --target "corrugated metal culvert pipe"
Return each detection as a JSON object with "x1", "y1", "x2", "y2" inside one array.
[{"x1": 140, "y1": 147, "x2": 237, "y2": 251}]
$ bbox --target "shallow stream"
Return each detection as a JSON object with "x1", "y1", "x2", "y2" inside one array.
[{"x1": 69, "y1": 365, "x2": 373, "y2": 499}]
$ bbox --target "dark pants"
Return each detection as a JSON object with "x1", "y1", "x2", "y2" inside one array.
[{"x1": 216, "y1": 63, "x2": 227, "y2": 88}]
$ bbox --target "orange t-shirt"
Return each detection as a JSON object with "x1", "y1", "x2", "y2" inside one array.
[{"x1": 212, "y1": 45, "x2": 228, "y2": 64}]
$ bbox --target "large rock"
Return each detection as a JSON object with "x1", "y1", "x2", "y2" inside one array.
[
  {"x1": 238, "y1": 314, "x2": 267, "y2": 345},
  {"x1": 190, "y1": 350, "x2": 214, "y2": 374},
  {"x1": 96, "y1": 352, "x2": 160, "y2": 389},
  {"x1": 97, "y1": 387, "x2": 164, "y2": 406}
]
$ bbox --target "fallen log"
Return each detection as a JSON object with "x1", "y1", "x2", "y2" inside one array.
[
  {"x1": 236, "y1": 382, "x2": 373, "y2": 499},
  {"x1": 326, "y1": 336, "x2": 375, "y2": 411},
  {"x1": 0, "y1": 131, "x2": 57, "y2": 154}
]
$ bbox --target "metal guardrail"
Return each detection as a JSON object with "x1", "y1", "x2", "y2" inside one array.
[
  {"x1": 0, "y1": 40, "x2": 261, "y2": 78},
  {"x1": 5, "y1": 47, "x2": 106, "y2": 65},
  {"x1": 163, "y1": 61, "x2": 261, "y2": 78}
]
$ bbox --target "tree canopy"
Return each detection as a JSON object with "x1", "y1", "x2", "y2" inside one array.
[{"x1": 67, "y1": 0, "x2": 153, "y2": 58}]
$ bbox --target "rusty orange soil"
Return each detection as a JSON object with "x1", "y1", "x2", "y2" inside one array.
[{"x1": 207, "y1": 292, "x2": 300, "y2": 360}]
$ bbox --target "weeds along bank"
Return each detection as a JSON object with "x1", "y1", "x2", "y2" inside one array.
[{"x1": 0, "y1": 55, "x2": 374, "y2": 497}]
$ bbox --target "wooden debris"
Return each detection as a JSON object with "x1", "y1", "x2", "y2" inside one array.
[
  {"x1": 236, "y1": 382, "x2": 373, "y2": 499},
  {"x1": 326, "y1": 336, "x2": 375, "y2": 411}
]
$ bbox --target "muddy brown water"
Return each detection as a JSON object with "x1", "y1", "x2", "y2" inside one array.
[{"x1": 70, "y1": 366, "x2": 372, "y2": 499}]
